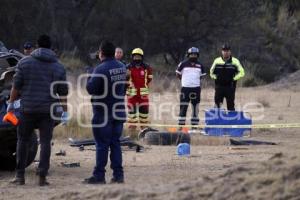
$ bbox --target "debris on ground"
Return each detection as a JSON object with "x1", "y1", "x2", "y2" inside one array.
[
  {"x1": 69, "y1": 137, "x2": 144, "y2": 152},
  {"x1": 55, "y1": 150, "x2": 66, "y2": 156},
  {"x1": 61, "y1": 162, "x2": 80, "y2": 168},
  {"x1": 229, "y1": 138, "x2": 277, "y2": 146}
]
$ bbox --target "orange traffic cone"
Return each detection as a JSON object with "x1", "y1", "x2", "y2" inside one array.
[{"x1": 3, "y1": 112, "x2": 19, "y2": 126}]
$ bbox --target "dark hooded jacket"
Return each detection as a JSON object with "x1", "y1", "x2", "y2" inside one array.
[{"x1": 13, "y1": 48, "x2": 68, "y2": 113}]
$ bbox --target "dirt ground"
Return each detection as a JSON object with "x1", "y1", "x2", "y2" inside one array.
[
  {"x1": 1, "y1": 129, "x2": 300, "y2": 200},
  {"x1": 1, "y1": 85, "x2": 300, "y2": 199}
]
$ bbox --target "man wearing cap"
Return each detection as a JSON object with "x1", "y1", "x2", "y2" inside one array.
[
  {"x1": 7, "y1": 35, "x2": 68, "y2": 186},
  {"x1": 23, "y1": 42, "x2": 34, "y2": 56},
  {"x1": 176, "y1": 47, "x2": 205, "y2": 129},
  {"x1": 210, "y1": 44, "x2": 245, "y2": 111},
  {"x1": 85, "y1": 41, "x2": 127, "y2": 184}
]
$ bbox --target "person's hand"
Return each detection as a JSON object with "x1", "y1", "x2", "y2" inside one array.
[
  {"x1": 6, "y1": 102, "x2": 15, "y2": 113},
  {"x1": 61, "y1": 111, "x2": 69, "y2": 125},
  {"x1": 211, "y1": 74, "x2": 217, "y2": 80}
]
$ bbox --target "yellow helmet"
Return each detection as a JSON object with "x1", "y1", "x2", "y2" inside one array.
[{"x1": 131, "y1": 48, "x2": 144, "y2": 56}]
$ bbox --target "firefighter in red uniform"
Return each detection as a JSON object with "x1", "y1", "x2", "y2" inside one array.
[{"x1": 126, "y1": 48, "x2": 153, "y2": 130}]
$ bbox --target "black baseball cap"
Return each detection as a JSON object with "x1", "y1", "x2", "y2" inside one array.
[
  {"x1": 23, "y1": 42, "x2": 33, "y2": 49},
  {"x1": 222, "y1": 43, "x2": 231, "y2": 50}
]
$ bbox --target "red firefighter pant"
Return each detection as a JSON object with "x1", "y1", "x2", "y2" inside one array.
[{"x1": 127, "y1": 95, "x2": 149, "y2": 126}]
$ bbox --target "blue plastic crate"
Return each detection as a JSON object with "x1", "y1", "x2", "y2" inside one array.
[{"x1": 204, "y1": 108, "x2": 252, "y2": 137}]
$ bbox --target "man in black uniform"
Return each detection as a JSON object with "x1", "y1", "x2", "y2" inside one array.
[{"x1": 210, "y1": 44, "x2": 245, "y2": 111}]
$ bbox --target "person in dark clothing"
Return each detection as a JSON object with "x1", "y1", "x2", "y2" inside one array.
[
  {"x1": 23, "y1": 41, "x2": 34, "y2": 56},
  {"x1": 210, "y1": 44, "x2": 245, "y2": 111},
  {"x1": 176, "y1": 47, "x2": 205, "y2": 129},
  {"x1": 7, "y1": 35, "x2": 68, "y2": 186},
  {"x1": 85, "y1": 41, "x2": 127, "y2": 184}
]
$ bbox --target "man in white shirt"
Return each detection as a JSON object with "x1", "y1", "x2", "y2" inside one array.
[{"x1": 176, "y1": 47, "x2": 205, "y2": 129}]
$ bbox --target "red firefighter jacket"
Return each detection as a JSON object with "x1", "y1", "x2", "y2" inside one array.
[{"x1": 126, "y1": 62, "x2": 153, "y2": 96}]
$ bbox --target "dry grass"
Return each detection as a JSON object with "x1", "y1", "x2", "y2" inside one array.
[
  {"x1": 53, "y1": 73, "x2": 300, "y2": 139},
  {"x1": 60, "y1": 54, "x2": 86, "y2": 72}
]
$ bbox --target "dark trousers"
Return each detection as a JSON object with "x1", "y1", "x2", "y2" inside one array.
[
  {"x1": 178, "y1": 87, "x2": 201, "y2": 126},
  {"x1": 92, "y1": 112, "x2": 124, "y2": 180},
  {"x1": 16, "y1": 113, "x2": 54, "y2": 177},
  {"x1": 214, "y1": 86, "x2": 236, "y2": 111}
]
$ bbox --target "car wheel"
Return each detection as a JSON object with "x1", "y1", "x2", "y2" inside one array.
[{"x1": 0, "y1": 131, "x2": 38, "y2": 170}]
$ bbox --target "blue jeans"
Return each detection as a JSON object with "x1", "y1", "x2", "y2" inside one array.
[{"x1": 92, "y1": 113, "x2": 124, "y2": 180}]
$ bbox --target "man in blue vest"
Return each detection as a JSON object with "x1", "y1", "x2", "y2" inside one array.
[{"x1": 85, "y1": 41, "x2": 127, "y2": 184}]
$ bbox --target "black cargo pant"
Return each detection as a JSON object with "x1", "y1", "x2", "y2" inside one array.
[
  {"x1": 16, "y1": 113, "x2": 54, "y2": 177},
  {"x1": 214, "y1": 86, "x2": 236, "y2": 111},
  {"x1": 178, "y1": 87, "x2": 201, "y2": 126}
]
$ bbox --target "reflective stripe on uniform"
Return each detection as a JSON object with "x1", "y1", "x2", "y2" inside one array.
[
  {"x1": 140, "y1": 87, "x2": 149, "y2": 95},
  {"x1": 126, "y1": 87, "x2": 137, "y2": 96},
  {"x1": 128, "y1": 113, "x2": 137, "y2": 118},
  {"x1": 139, "y1": 118, "x2": 149, "y2": 123},
  {"x1": 128, "y1": 119, "x2": 138, "y2": 123},
  {"x1": 139, "y1": 112, "x2": 148, "y2": 118},
  {"x1": 127, "y1": 113, "x2": 138, "y2": 122},
  {"x1": 144, "y1": 69, "x2": 148, "y2": 88}
]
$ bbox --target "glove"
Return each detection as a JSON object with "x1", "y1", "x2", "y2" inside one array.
[
  {"x1": 61, "y1": 112, "x2": 69, "y2": 125},
  {"x1": 6, "y1": 102, "x2": 15, "y2": 113}
]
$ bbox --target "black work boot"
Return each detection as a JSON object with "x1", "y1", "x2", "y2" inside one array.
[
  {"x1": 10, "y1": 176, "x2": 25, "y2": 185},
  {"x1": 83, "y1": 176, "x2": 106, "y2": 185},
  {"x1": 39, "y1": 176, "x2": 50, "y2": 186},
  {"x1": 110, "y1": 177, "x2": 124, "y2": 184}
]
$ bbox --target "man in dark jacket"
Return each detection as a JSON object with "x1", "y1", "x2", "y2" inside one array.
[
  {"x1": 210, "y1": 44, "x2": 245, "y2": 110},
  {"x1": 7, "y1": 35, "x2": 68, "y2": 186},
  {"x1": 85, "y1": 41, "x2": 126, "y2": 184}
]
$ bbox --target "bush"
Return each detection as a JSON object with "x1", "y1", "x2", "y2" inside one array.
[
  {"x1": 60, "y1": 54, "x2": 86, "y2": 72},
  {"x1": 242, "y1": 61, "x2": 265, "y2": 87}
]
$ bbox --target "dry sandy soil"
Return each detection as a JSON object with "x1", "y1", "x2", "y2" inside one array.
[
  {"x1": 1, "y1": 130, "x2": 300, "y2": 200},
  {"x1": 1, "y1": 74, "x2": 300, "y2": 200}
]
